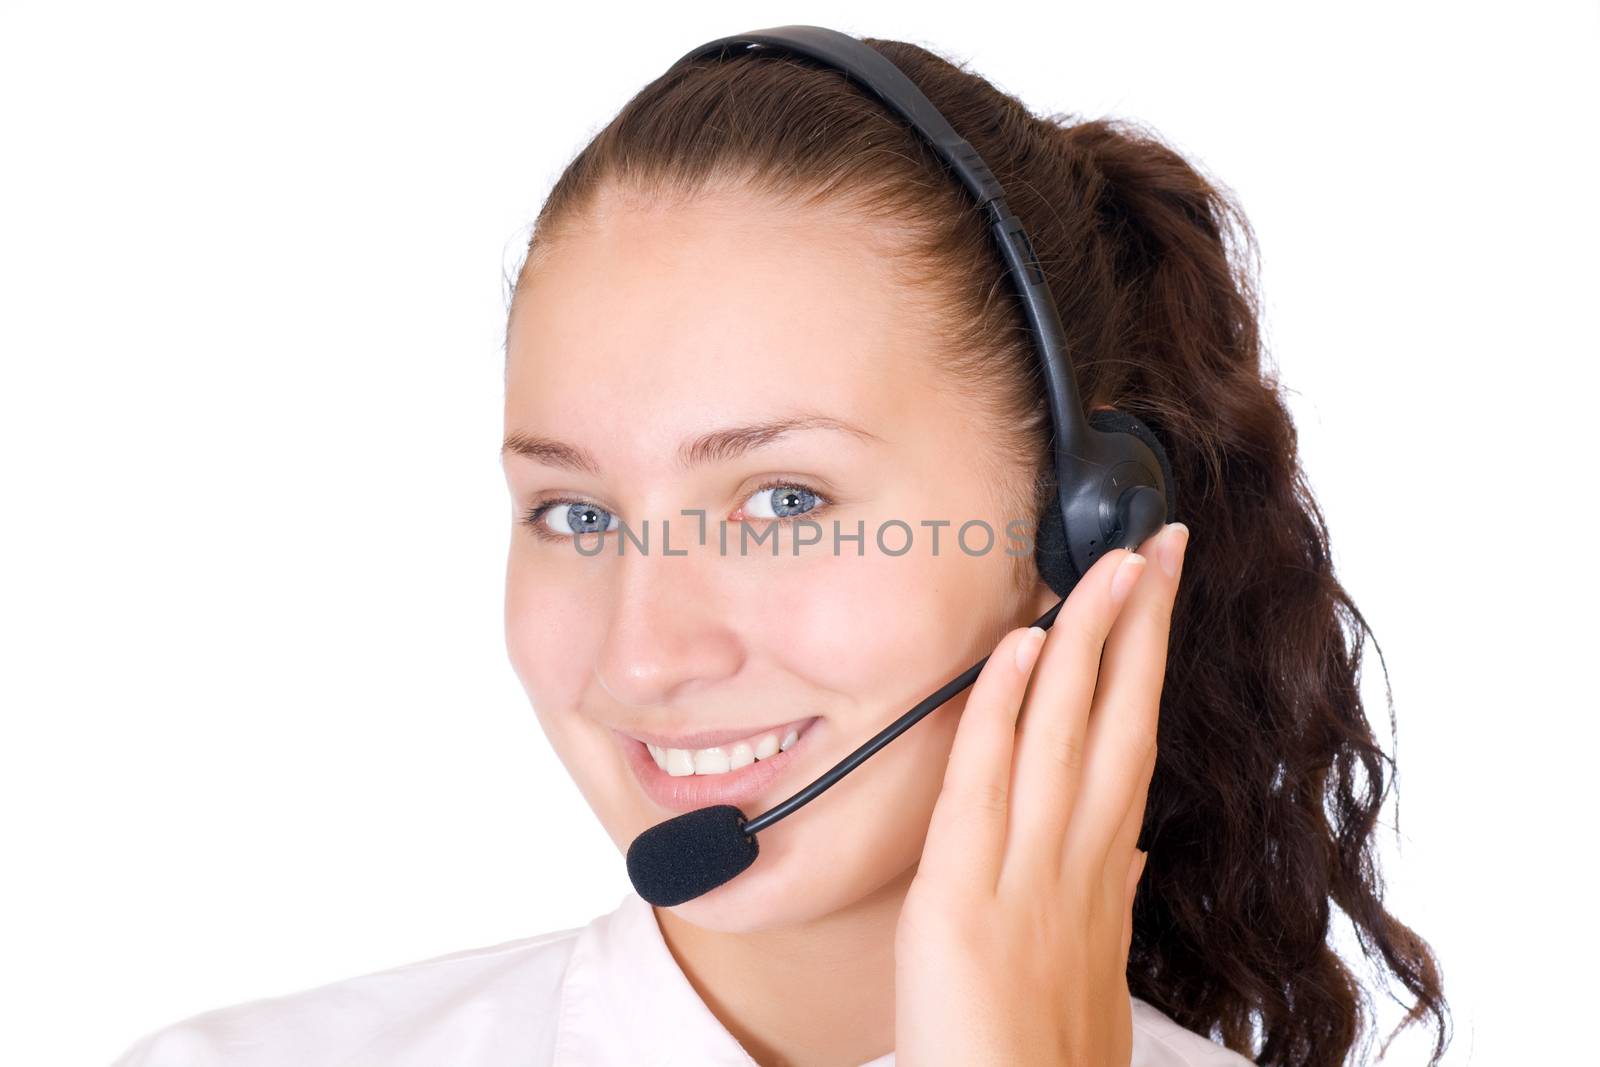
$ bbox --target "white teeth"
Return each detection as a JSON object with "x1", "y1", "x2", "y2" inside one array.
[
  {"x1": 644, "y1": 726, "x2": 804, "y2": 776},
  {"x1": 692, "y1": 748, "x2": 730, "y2": 774},
  {"x1": 664, "y1": 747, "x2": 694, "y2": 777}
]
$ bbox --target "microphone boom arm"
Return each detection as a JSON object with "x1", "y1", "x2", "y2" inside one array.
[{"x1": 741, "y1": 596, "x2": 1066, "y2": 836}]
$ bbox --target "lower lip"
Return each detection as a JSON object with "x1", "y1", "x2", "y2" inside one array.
[{"x1": 615, "y1": 718, "x2": 820, "y2": 815}]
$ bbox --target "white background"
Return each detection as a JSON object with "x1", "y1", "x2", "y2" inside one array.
[{"x1": 3, "y1": 2, "x2": 1595, "y2": 1064}]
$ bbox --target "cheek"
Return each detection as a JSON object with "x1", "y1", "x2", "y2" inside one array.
[
  {"x1": 772, "y1": 542, "x2": 1005, "y2": 716},
  {"x1": 714, "y1": 550, "x2": 996, "y2": 909},
  {"x1": 504, "y1": 546, "x2": 604, "y2": 730},
  {"x1": 505, "y1": 548, "x2": 644, "y2": 842}
]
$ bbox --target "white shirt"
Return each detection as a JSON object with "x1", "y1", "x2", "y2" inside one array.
[{"x1": 110, "y1": 889, "x2": 1254, "y2": 1066}]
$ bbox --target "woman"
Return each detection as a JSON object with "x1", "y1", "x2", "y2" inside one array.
[{"x1": 111, "y1": 28, "x2": 1450, "y2": 1067}]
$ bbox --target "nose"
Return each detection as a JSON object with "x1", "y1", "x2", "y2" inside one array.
[{"x1": 592, "y1": 535, "x2": 745, "y2": 709}]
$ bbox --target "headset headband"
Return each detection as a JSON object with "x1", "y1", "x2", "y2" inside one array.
[{"x1": 672, "y1": 26, "x2": 1090, "y2": 460}]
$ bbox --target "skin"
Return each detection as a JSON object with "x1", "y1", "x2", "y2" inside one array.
[{"x1": 503, "y1": 181, "x2": 1186, "y2": 1066}]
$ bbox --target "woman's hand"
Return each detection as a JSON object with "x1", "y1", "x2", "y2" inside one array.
[{"x1": 894, "y1": 521, "x2": 1189, "y2": 1067}]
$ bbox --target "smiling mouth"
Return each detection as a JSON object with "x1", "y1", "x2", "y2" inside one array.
[
  {"x1": 614, "y1": 718, "x2": 820, "y2": 815},
  {"x1": 637, "y1": 718, "x2": 813, "y2": 776}
]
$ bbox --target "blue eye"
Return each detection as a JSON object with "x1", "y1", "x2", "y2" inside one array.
[
  {"x1": 743, "y1": 483, "x2": 821, "y2": 520},
  {"x1": 555, "y1": 502, "x2": 616, "y2": 535},
  {"x1": 525, "y1": 500, "x2": 618, "y2": 539}
]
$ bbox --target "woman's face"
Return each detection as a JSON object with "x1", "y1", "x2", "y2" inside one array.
[{"x1": 503, "y1": 183, "x2": 1055, "y2": 932}]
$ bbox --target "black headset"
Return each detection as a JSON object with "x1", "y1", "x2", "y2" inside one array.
[{"x1": 670, "y1": 24, "x2": 1177, "y2": 601}]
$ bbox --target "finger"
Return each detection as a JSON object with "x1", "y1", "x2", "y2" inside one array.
[
  {"x1": 1065, "y1": 523, "x2": 1187, "y2": 876},
  {"x1": 1000, "y1": 547, "x2": 1147, "y2": 890},
  {"x1": 1122, "y1": 849, "x2": 1147, "y2": 961},
  {"x1": 1106, "y1": 746, "x2": 1153, "y2": 876},
  {"x1": 1099, "y1": 745, "x2": 1154, "y2": 909},
  {"x1": 917, "y1": 624, "x2": 1048, "y2": 899}
]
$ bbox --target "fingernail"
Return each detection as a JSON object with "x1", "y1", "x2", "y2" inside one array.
[
  {"x1": 1014, "y1": 625, "x2": 1046, "y2": 673},
  {"x1": 1110, "y1": 552, "x2": 1146, "y2": 607},
  {"x1": 1158, "y1": 522, "x2": 1189, "y2": 578}
]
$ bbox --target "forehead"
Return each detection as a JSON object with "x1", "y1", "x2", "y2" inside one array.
[{"x1": 504, "y1": 186, "x2": 948, "y2": 446}]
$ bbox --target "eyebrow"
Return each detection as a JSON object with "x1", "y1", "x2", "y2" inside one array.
[{"x1": 500, "y1": 413, "x2": 882, "y2": 475}]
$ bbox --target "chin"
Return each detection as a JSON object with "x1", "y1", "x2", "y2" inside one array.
[
  {"x1": 662, "y1": 834, "x2": 914, "y2": 937},
  {"x1": 659, "y1": 869, "x2": 825, "y2": 934}
]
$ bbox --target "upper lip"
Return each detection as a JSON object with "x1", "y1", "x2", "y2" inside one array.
[{"x1": 614, "y1": 716, "x2": 816, "y2": 750}]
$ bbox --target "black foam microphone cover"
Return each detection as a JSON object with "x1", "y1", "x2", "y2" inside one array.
[{"x1": 626, "y1": 804, "x2": 759, "y2": 907}]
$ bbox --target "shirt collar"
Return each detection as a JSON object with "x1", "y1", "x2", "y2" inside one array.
[{"x1": 555, "y1": 889, "x2": 895, "y2": 1067}]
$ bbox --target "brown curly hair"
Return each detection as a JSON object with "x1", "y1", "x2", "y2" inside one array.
[{"x1": 509, "y1": 31, "x2": 1452, "y2": 1067}]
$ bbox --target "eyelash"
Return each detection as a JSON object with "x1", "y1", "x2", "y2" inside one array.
[{"x1": 519, "y1": 478, "x2": 834, "y2": 543}]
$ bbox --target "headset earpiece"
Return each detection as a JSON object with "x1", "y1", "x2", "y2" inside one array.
[
  {"x1": 1033, "y1": 407, "x2": 1177, "y2": 598},
  {"x1": 1086, "y1": 407, "x2": 1177, "y2": 523}
]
